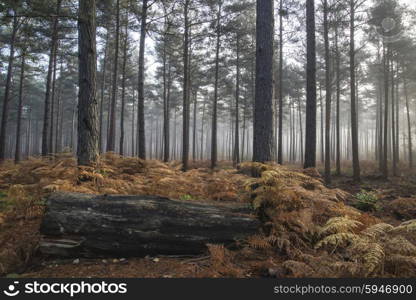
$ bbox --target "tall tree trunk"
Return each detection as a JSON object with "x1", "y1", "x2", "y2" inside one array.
[
  {"x1": 137, "y1": 0, "x2": 148, "y2": 159},
  {"x1": 58, "y1": 91, "x2": 64, "y2": 152},
  {"x1": 304, "y1": 0, "x2": 317, "y2": 168},
  {"x1": 107, "y1": 0, "x2": 120, "y2": 152},
  {"x1": 233, "y1": 33, "x2": 241, "y2": 167},
  {"x1": 200, "y1": 99, "x2": 206, "y2": 161},
  {"x1": 42, "y1": 0, "x2": 62, "y2": 156},
  {"x1": 119, "y1": 14, "x2": 129, "y2": 156},
  {"x1": 54, "y1": 62, "x2": 63, "y2": 153},
  {"x1": 335, "y1": 24, "x2": 341, "y2": 175},
  {"x1": 391, "y1": 58, "x2": 397, "y2": 176},
  {"x1": 164, "y1": 63, "x2": 172, "y2": 162},
  {"x1": 192, "y1": 89, "x2": 198, "y2": 161},
  {"x1": 162, "y1": 23, "x2": 170, "y2": 162},
  {"x1": 395, "y1": 63, "x2": 400, "y2": 165},
  {"x1": 297, "y1": 96, "x2": 304, "y2": 164},
  {"x1": 377, "y1": 43, "x2": 384, "y2": 169},
  {"x1": 77, "y1": 0, "x2": 99, "y2": 166},
  {"x1": 349, "y1": 0, "x2": 360, "y2": 181},
  {"x1": 323, "y1": 0, "x2": 331, "y2": 184},
  {"x1": 319, "y1": 85, "x2": 324, "y2": 164},
  {"x1": 99, "y1": 30, "x2": 109, "y2": 154},
  {"x1": 49, "y1": 47, "x2": 59, "y2": 154},
  {"x1": 182, "y1": 0, "x2": 190, "y2": 171},
  {"x1": 241, "y1": 92, "x2": 247, "y2": 161},
  {"x1": 253, "y1": 0, "x2": 274, "y2": 164},
  {"x1": 277, "y1": 0, "x2": 284, "y2": 164},
  {"x1": 0, "y1": 13, "x2": 18, "y2": 162},
  {"x1": 26, "y1": 105, "x2": 32, "y2": 158},
  {"x1": 403, "y1": 65, "x2": 412, "y2": 168},
  {"x1": 15, "y1": 53, "x2": 26, "y2": 163},
  {"x1": 211, "y1": 0, "x2": 222, "y2": 169},
  {"x1": 382, "y1": 43, "x2": 389, "y2": 178},
  {"x1": 131, "y1": 89, "x2": 136, "y2": 156}
]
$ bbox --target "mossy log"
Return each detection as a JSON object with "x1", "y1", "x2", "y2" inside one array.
[{"x1": 40, "y1": 192, "x2": 260, "y2": 257}]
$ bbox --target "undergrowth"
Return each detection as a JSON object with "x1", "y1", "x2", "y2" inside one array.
[
  {"x1": 0, "y1": 155, "x2": 415, "y2": 278},
  {"x1": 353, "y1": 190, "x2": 380, "y2": 212},
  {"x1": 241, "y1": 162, "x2": 416, "y2": 278}
]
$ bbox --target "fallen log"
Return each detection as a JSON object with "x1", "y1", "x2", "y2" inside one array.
[{"x1": 40, "y1": 192, "x2": 260, "y2": 257}]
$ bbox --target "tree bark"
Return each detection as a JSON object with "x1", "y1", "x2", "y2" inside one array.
[
  {"x1": 182, "y1": 0, "x2": 190, "y2": 171},
  {"x1": 335, "y1": 24, "x2": 341, "y2": 175},
  {"x1": 42, "y1": 0, "x2": 62, "y2": 157},
  {"x1": 137, "y1": 0, "x2": 148, "y2": 159},
  {"x1": 382, "y1": 43, "x2": 389, "y2": 178},
  {"x1": 391, "y1": 58, "x2": 397, "y2": 176},
  {"x1": 49, "y1": 46, "x2": 59, "y2": 154},
  {"x1": 233, "y1": 33, "x2": 241, "y2": 167},
  {"x1": 304, "y1": 0, "x2": 317, "y2": 168},
  {"x1": 99, "y1": 30, "x2": 109, "y2": 154},
  {"x1": 107, "y1": 0, "x2": 120, "y2": 153},
  {"x1": 253, "y1": 0, "x2": 274, "y2": 164},
  {"x1": 403, "y1": 65, "x2": 412, "y2": 168},
  {"x1": 349, "y1": 0, "x2": 360, "y2": 181},
  {"x1": 119, "y1": 13, "x2": 129, "y2": 156},
  {"x1": 40, "y1": 193, "x2": 260, "y2": 257},
  {"x1": 77, "y1": 0, "x2": 99, "y2": 166},
  {"x1": 323, "y1": 0, "x2": 331, "y2": 184},
  {"x1": 277, "y1": 0, "x2": 284, "y2": 165},
  {"x1": 54, "y1": 62, "x2": 63, "y2": 153},
  {"x1": 162, "y1": 8, "x2": 170, "y2": 162},
  {"x1": 0, "y1": 13, "x2": 18, "y2": 162},
  {"x1": 192, "y1": 89, "x2": 198, "y2": 161},
  {"x1": 131, "y1": 89, "x2": 136, "y2": 156},
  {"x1": 211, "y1": 0, "x2": 222, "y2": 169},
  {"x1": 15, "y1": 53, "x2": 26, "y2": 164}
]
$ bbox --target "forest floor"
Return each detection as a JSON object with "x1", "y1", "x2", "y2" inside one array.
[{"x1": 1, "y1": 153, "x2": 416, "y2": 278}]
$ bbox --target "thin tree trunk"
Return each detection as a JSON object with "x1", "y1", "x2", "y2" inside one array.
[
  {"x1": 131, "y1": 89, "x2": 136, "y2": 156},
  {"x1": 233, "y1": 33, "x2": 241, "y2": 166},
  {"x1": 99, "y1": 30, "x2": 109, "y2": 153},
  {"x1": 200, "y1": 99, "x2": 206, "y2": 161},
  {"x1": 391, "y1": 58, "x2": 397, "y2": 176},
  {"x1": 403, "y1": 65, "x2": 412, "y2": 168},
  {"x1": 382, "y1": 43, "x2": 389, "y2": 178},
  {"x1": 26, "y1": 105, "x2": 32, "y2": 158},
  {"x1": 54, "y1": 61, "x2": 63, "y2": 153},
  {"x1": 137, "y1": 0, "x2": 148, "y2": 159},
  {"x1": 182, "y1": 0, "x2": 190, "y2": 171},
  {"x1": 349, "y1": 0, "x2": 360, "y2": 181},
  {"x1": 277, "y1": 0, "x2": 284, "y2": 164},
  {"x1": 49, "y1": 45, "x2": 60, "y2": 155},
  {"x1": 211, "y1": 1, "x2": 222, "y2": 169},
  {"x1": 335, "y1": 24, "x2": 341, "y2": 175},
  {"x1": 15, "y1": 53, "x2": 26, "y2": 163},
  {"x1": 319, "y1": 84, "x2": 324, "y2": 163},
  {"x1": 324, "y1": 0, "x2": 332, "y2": 184},
  {"x1": 119, "y1": 14, "x2": 129, "y2": 156},
  {"x1": 42, "y1": 0, "x2": 62, "y2": 156},
  {"x1": 192, "y1": 89, "x2": 198, "y2": 161},
  {"x1": 107, "y1": 0, "x2": 120, "y2": 152},
  {"x1": 297, "y1": 96, "x2": 304, "y2": 164},
  {"x1": 165, "y1": 63, "x2": 172, "y2": 161},
  {"x1": 162, "y1": 23, "x2": 170, "y2": 162},
  {"x1": 0, "y1": 13, "x2": 18, "y2": 162}
]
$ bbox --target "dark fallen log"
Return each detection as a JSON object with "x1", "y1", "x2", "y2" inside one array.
[{"x1": 40, "y1": 192, "x2": 260, "y2": 257}]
